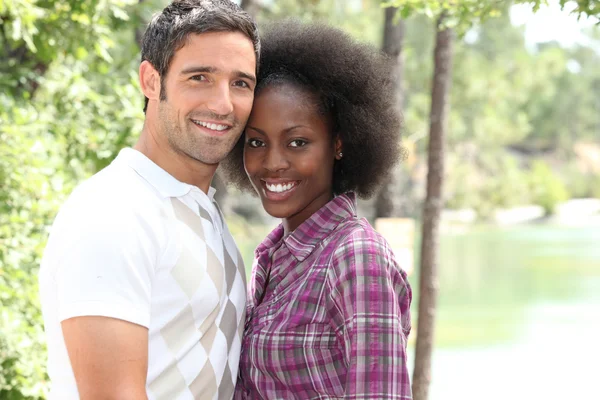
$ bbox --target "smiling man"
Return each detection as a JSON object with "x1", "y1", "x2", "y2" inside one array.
[{"x1": 38, "y1": 1, "x2": 259, "y2": 399}]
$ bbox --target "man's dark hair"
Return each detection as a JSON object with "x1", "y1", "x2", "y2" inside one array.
[
  {"x1": 220, "y1": 20, "x2": 403, "y2": 199},
  {"x1": 140, "y1": 0, "x2": 260, "y2": 113}
]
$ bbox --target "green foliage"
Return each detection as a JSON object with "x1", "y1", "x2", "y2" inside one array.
[
  {"x1": 0, "y1": 98, "x2": 65, "y2": 399},
  {"x1": 528, "y1": 160, "x2": 569, "y2": 215},
  {"x1": 523, "y1": 0, "x2": 600, "y2": 20},
  {"x1": 563, "y1": 161, "x2": 600, "y2": 199},
  {"x1": 0, "y1": 0, "x2": 144, "y2": 98},
  {"x1": 255, "y1": 0, "x2": 384, "y2": 46},
  {"x1": 400, "y1": 4, "x2": 600, "y2": 217},
  {"x1": 445, "y1": 152, "x2": 532, "y2": 218},
  {"x1": 0, "y1": 0, "x2": 150, "y2": 397},
  {"x1": 445, "y1": 154, "x2": 572, "y2": 219},
  {"x1": 520, "y1": 42, "x2": 600, "y2": 149},
  {"x1": 592, "y1": 175, "x2": 600, "y2": 199},
  {"x1": 383, "y1": 0, "x2": 504, "y2": 34},
  {"x1": 385, "y1": 0, "x2": 600, "y2": 25}
]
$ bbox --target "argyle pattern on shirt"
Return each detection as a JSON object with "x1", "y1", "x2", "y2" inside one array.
[{"x1": 147, "y1": 198, "x2": 246, "y2": 400}]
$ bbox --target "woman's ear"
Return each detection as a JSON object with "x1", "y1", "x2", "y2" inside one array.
[
  {"x1": 139, "y1": 60, "x2": 161, "y2": 102},
  {"x1": 334, "y1": 137, "x2": 343, "y2": 160}
]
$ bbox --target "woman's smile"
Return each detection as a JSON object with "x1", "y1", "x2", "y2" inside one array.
[{"x1": 243, "y1": 83, "x2": 340, "y2": 233}]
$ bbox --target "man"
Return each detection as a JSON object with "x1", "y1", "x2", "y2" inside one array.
[{"x1": 38, "y1": 1, "x2": 259, "y2": 399}]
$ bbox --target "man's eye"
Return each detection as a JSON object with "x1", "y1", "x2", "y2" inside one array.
[
  {"x1": 289, "y1": 139, "x2": 307, "y2": 148},
  {"x1": 233, "y1": 80, "x2": 250, "y2": 89},
  {"x1": 191, "y1": 75, "x2": 207, "y2": 81},
  {"x1": 247, "y1": 138, "x2": 264, "y2": 148}
]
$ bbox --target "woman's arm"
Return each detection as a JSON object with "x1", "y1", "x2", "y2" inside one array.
[{"x1": 327, "y1": 229, "x2": 413, "y2": 399}]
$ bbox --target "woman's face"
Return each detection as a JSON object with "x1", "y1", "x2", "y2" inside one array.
[{"x1": 243, "y1": 83, "x2": 341, "y2": 232}]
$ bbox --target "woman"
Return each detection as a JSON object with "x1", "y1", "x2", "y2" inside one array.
[{"x1": 222, "y1": 20, "x2": 412, "y2": 399}]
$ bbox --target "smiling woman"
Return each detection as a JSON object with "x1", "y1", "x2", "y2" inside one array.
[
  {"x1": 222, "y1": 23, "x2": 402, "y2": 201},
  {"x1": 221, "y1": 20, "x2": 413, "y2": 400},
  {"x1": 243, "y1": 83, "x2": 337, "y2": 232}
]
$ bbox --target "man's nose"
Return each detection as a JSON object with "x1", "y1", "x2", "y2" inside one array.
[{"x1": 207, "y1": 83, "x2": 234, "y2": 116}]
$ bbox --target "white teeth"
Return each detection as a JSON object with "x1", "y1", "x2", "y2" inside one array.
[
  {"x1": 193, "y1": 120, "x2": 228, "y2": 131},
  {"x1": 265, "y1": 182, "x2": 296, "y2": 193}
]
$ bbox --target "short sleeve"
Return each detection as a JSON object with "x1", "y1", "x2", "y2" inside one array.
[
  {"x1": 49, "y1": 196, "x2": 160, "y2": 328},
  {"x1": 326, "y1": 228, "x2": 413, "y2": 399}
]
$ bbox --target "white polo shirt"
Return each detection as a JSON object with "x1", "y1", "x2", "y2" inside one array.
[{"x1": 39, "y1": 148, "x2": 247, "y2": 400}]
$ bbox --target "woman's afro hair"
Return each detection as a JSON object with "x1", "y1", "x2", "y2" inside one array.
[{"x1": 220, "y1": 19, "x2": 403, "y2": 199}]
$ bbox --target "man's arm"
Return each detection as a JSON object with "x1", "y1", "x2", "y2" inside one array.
[
  {"x1": 62, "y1": 316, "x2": 149, "y2": 400},
  {"x1": 46, "y1": 195, "x2": 159, "y2": 399}
]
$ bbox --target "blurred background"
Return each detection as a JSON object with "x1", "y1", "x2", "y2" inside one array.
[{"x1": 1, "y1": 0, "x2": 599, "y2": 399}]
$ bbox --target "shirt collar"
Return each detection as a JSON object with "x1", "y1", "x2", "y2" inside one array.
[
  {"x1": 255, "y1": 193, "x2": 357, "y2": 262},
  {"x1": 255, "y1": 224, "x2": 285, "y2": 257},
  {"x1": 115, "y1": 148, "x2": 216, "y2": 200}
]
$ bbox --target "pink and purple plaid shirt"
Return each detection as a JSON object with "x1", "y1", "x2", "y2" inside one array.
[{"x1": 235, "y1": 193, "x2": 412, "y2": 399}]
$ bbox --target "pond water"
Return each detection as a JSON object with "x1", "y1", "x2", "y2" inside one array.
[{"x1": 408, "y1": 224, "x2": 600, "y2": 400}]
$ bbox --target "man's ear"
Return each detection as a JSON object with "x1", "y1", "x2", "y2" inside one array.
[
  {"x1": 139, "y1": 60, "x2": 161, "y2": 101},
  {"x1": 334, "y1": 137, "x2": 343, "y2": 160}
]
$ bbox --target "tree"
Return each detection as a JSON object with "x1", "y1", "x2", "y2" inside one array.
[
  {"x1": 411, "y1": 12, "x2": 453, "y2": 400},
  {"x1": 384, "y1": 1, "x2": 506, "y2": 398},
  {"x1": 386, "y1": 1, "x2": 600, "y2": 398},
  {"x1": 375, "y1": 7, "x2": 406, "y2": 218}
]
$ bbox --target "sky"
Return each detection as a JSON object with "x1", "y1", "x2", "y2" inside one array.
[{"x1": 510, "y1": 1, "x2": 599, "y2": 48}]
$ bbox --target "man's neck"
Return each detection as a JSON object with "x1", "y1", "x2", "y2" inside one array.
[{"x1": 134, "y1": 126, "x2": 216, "y2": 194}]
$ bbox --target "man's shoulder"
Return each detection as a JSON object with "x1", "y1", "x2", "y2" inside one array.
[
  {"x1": 65, "y1": 160, "x2": 163, "y2": 216},
  {"x1": 83, "y1": 159, "x2": 157, "y2": 197},
  {"x1": 47, "y1": 161, "x2": 170, "y2": 247},
  {"x1": 42, "y1": 161, "x2": 171, "y2": 272}
]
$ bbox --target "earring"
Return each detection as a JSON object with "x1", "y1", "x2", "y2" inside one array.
[{"x1": 338, "y1": 152, "x2": 343, "y2": 158}]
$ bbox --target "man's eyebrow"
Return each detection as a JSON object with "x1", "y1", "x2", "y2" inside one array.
[
  {"x1": 236, "y1": 71, "x2": 256, "y2": 84},
  {"x1": 180, "y1": 66, "x2": 256, "y2": 83},
  {"x1": 180, "y1": 66, "x2": 215, "y2": 75}
]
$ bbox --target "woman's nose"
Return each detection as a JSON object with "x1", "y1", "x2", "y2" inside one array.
[{"x1": 263, "y1": 147, "x2": 289, "y2": 172}]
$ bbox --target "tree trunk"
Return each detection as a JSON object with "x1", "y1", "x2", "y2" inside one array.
[
  {"x1": 240, "y1": 0, "x2": 260, "y2": 17},
  {"x1": 376, "y1": 7, "x2": 405, "y2": 218},
  {"x1": 412, "y1": 12, "x2": 454, "y2": 400}
]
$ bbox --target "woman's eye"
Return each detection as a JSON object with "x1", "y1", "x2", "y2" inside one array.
[
  {"x1": 247, "y1": 138, "x2": 264, "y2": 148},
  {"x1": 289, "y1": 139, "x2": 307, "y2": 148}
]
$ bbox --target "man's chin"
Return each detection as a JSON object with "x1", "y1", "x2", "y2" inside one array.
[
  {"x1": 186, "y1": 144, "x2": 238, "y2": 166},
  {"x1": 191, "y1": 154, "x2": 225, "y2": 166}
]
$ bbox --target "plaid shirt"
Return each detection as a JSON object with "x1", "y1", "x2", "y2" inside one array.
[{"x1": 235, "y1": 193, "x2": 412, "y2": 399}]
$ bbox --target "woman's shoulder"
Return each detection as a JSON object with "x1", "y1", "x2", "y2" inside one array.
[
  {"x1": 329, "y1": 217, "x2": 390, "y2": 252},
  {"x1": 324, "y1": 217, "x2": 399, "y2": 272},
  {"x1": 324, "y1": 217, "x2": 411, "y2": 299}
]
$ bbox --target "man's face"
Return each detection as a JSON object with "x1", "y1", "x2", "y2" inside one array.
[{"x1": 158, "y1": 31, "x2": 256, "y2": 165}]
